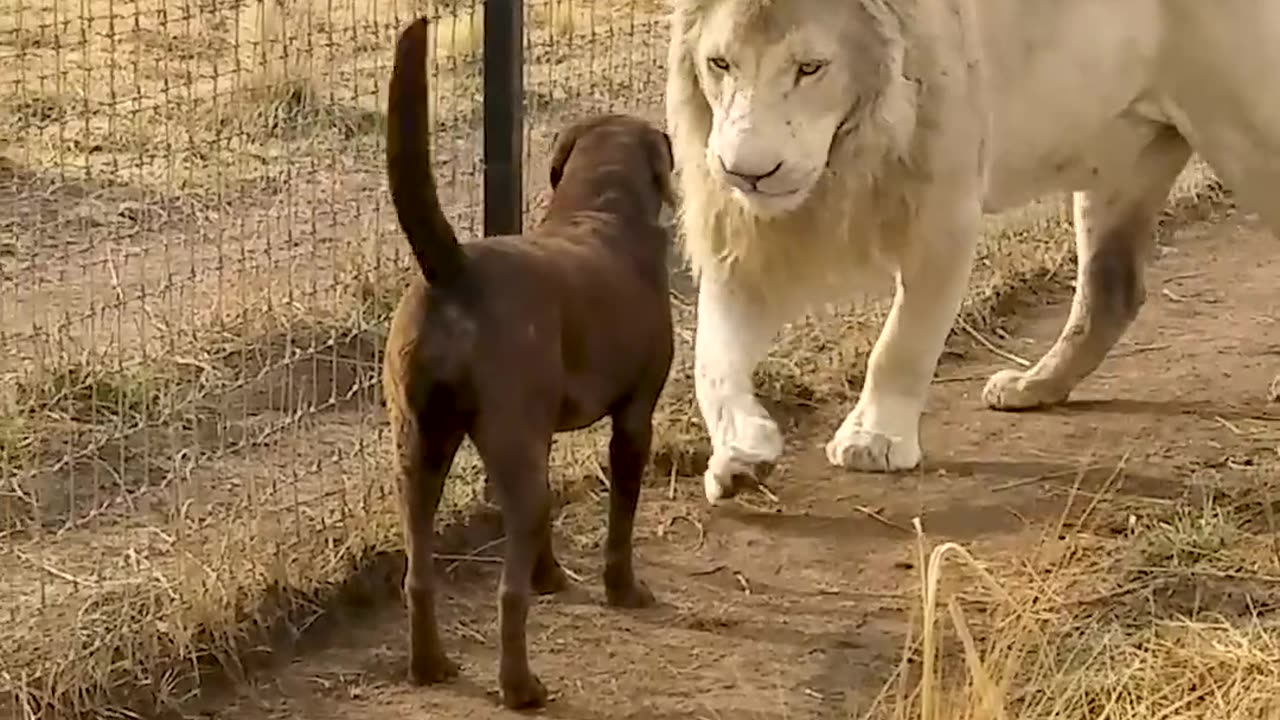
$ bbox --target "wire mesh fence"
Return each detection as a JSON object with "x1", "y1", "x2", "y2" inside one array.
[
  {"x1": 0, "y1": 0, "x2": 1223, "y2": 716},
  {"x1": 0, "y1": 0, "x2": 668, "y2": 714}
]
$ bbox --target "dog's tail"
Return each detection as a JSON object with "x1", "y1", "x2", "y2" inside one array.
[{"x1": 387, "y1": 17, "x2": 466, "y2": 285}]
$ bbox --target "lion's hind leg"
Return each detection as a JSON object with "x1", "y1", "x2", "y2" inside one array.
[{"x1": 983, "y1": 128, "x2": 1192, "y2": 411}]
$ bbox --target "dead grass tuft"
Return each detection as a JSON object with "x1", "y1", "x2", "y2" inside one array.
[
  {"x1": 1130, "y1": 495, "x2": 1242, "y2": 573},
  {"x1": 870, "y1": 457, "x2": 1280, "y2": 720}
]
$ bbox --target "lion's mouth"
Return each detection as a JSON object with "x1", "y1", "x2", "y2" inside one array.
[
  {"x1": 732, "y1": 186, "x2": 802, "y2": 200},
  {"x1": 727, "y1": 183, "x2": 812, "y2": 216}
]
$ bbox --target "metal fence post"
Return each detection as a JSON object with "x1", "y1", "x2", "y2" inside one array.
[
  {"x1": 481, "y1": 0, "x2": 523, "y2": 504},
  {"x1": 483, "y1": 0, "x2": 524, "y2": 238}
]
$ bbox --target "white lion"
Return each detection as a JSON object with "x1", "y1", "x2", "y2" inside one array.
[{"x1": 666, "y1": 0, "x2": 1280, "y2": 503}]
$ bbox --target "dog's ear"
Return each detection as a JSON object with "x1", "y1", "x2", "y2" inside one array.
[
  {"x1": 648, "y1": 130, "x2": 677, "y2": 206},
  {"x1": 657, "y1": 131, "x2": 674, "y2": 173},
  {"x1": 549, "y1": 124, "x2": 585, "y2": 189}
]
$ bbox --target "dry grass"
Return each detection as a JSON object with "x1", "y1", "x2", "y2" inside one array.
[
  {"x1": 0, "y1": 0, "x2": 1240, "y2": 716},
  {"x1": 869, "y1": 461, "x2": 1280, "y2": 720}
]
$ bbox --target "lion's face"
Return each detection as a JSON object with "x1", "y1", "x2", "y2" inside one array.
[{"x1": 689, "y1": 0, "x2": 892, "y2": 218}]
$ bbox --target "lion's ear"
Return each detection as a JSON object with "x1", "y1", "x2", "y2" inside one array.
[{"x1": 548, "y1": 124, "x2": 584, "y2": 189}]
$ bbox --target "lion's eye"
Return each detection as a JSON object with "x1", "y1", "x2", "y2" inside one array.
[
  {"x1": 707, "y1": 57, "x2": 730, "y2": 72},
  {"x1": 796, "y1": 61, "x2": 826, "y2": 78}
]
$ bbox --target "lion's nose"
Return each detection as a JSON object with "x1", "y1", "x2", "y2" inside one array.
[{"x1": 719, "y1": 157, "x2": 782, "y2": 191}]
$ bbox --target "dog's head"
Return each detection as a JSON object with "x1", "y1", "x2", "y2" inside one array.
[{"x1": 547, "y1": 114, "x2": 676, "y2": 224}]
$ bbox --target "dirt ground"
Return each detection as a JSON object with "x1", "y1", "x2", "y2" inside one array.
[{"x1": 189, "y1": 207, "x2": 1277, "y2": 719}]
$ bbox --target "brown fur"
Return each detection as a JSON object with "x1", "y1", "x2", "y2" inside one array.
[{"x1": 381, "y1": 17, "x2": 677, "y2": 711}]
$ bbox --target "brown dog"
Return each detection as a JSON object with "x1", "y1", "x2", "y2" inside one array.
[{"x1": 381, "y1": 16, "x2": 676, "y2": 711}]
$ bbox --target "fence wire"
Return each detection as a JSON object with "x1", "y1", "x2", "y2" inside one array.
[{"x1": 0, "y1": 0, "x2": 1219, "y2": 716}]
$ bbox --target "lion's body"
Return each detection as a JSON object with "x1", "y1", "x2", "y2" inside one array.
[{"x1": 667, "y1": 0, "x2": 1280, "y2": 500}]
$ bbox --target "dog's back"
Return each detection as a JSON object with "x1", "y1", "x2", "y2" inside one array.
[
  {"x1": 384, "y1": 19, "x2": 674, "y2": 426},
  {"x1": 389, "y1": 203, "x2": 673, "y2": 432}
]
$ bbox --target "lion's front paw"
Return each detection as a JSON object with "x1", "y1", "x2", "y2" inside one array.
[
  {"x1": 825, "y1": 423, "x2": 920, "y2": 473},
  {"x1": 728, "y1": 412, "x2": 784, "y2": 464},
  {"x1": 702, "y1": 411, "x2": 783, "y2": 505},
  {"x1": 703, "y1": 451, "x2": 763, "y2": 504},
  {"x1": 982, "y1": 368, "x2": 1067, "y2": 411}
]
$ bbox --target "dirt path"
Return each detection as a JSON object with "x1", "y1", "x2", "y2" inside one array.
[{"x1": 205, "y1": 209, "x2": 1277, "y2": 719}]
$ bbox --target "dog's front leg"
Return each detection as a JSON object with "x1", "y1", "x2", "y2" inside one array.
[
  {"x1": 827, "y1": 198, "x2": 980, "y2": 472},
  {"x1": 603, "y1": 394, "x2": 661, "y2": 608},
  {"x1": 694, "y1": 266, "x2": 790, "y2": 504}
]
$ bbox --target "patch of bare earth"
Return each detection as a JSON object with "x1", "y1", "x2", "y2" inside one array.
[{"x1": 190, "y1": 211, "x2": 1280, "y2": 719}]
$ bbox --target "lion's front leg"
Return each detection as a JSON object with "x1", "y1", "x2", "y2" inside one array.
[
  {"x1": 694, "y1": 267, "x2": 791, "y2": 503},
  {"x1": 827, "y1": 207, "x2": 979, "y2": 473}
]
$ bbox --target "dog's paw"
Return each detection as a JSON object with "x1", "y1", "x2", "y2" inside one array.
[
  {"x1": 982, "y1": 368, "x2": 1066, "y2": 411},
  {"x1": 500, "y1": 670, "x2": 549, "y2": 711},
  {"x1": 825, "y1": 423, "x2": 920, "y2": 473},
  {"x1": 409, "y1": 653, "x2": 461, "y2": 686},
  {"x1": 606, "y1": 577, "x2": 656, "y2": 609}
]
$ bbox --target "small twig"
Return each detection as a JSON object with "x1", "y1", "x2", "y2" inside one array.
[
  {"x1": 733, "y1": 571, "x2": 752, "y2": 595},
  {"x1": 933, "y1": 372, "x2": 987, "y2": 384},
  {"x1": 1110, "y1": 342, "x2": 1170, "y2": 359},
  {"x1": 956, "y1": 318, "x2": 1031, "y2": 367},
  {"x1": 13, "y1": 549, "x2": 97, "y2": 587},
  {"x1": 435, "y1": 554, "x2": 503, "y2": 564},
  {"x1": 754, "y1": 481, "x2": 780, "y2": 504},
  {"x1": 659, "y1": 514, "x2": 706, "y2": 551},
  {"x1": 1003, "y1": 506, "x2": 1028, "y2": 526},
  {"x1": 1214, "y1": 415, "x2": 1247, "y2": 436},
  {"x1": 1063, "y1": 580, "x2": 1152, "y2": 608},
  {"x1": 451, "y1": 621, "x2": 487, "y2": 643},
  {"x1": 1127, "y1": 567, "x2": 1280, "y2": 584},
  {"x1": 689, "y1": 563, "x2": 726, "y2": 577},
  {"x1": 443, "y1": 535, "x2": 507, "y2": 573},
  {"x1": 991, "y1": 466, "x2": 1104, "y2": 493},
  {"x1": 852, "y1": 505, "x2": 913, "y2": 534},
  {"x1": 589, "y1": 457, "x2": 610, "y2": 492},
  {"x1": 1072, "y1": 451, "x2": 1130, "y2": 535}
]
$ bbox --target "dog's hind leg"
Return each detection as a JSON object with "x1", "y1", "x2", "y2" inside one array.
[
  {"x1": 603, "y1": 392, "x2": 661, "y2": 609},
  {"x1": 471, "y1": 426, "x2": 553, "y2": 710},
  {"x1": 394, "y1": 401, "x2": 466, "y2": 686}
]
